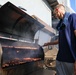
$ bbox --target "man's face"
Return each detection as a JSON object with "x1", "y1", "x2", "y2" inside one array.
[{"x1": 54, "y1": 8, "x2": 63, "y2": 19}]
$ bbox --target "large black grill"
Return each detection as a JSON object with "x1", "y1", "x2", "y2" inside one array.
[{"x1": 0, "y1": 2, "x2": 44, "y2": 75}]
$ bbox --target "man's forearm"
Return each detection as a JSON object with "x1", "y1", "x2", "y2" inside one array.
[
  {"x1": 48, "y1": 39, "x2": 58, "y2": 45},
  {"x1": 43, "y1": 39, "x2": 59, "y2": 46}
]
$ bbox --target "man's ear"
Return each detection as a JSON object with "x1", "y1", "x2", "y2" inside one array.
[{"x1": 56, "y1": 8, "x2": 58, "y2": 11}]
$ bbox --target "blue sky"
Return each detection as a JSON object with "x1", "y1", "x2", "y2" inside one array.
[{"x1": 70, "y1": 0, "x2": 76, "y2": 12}]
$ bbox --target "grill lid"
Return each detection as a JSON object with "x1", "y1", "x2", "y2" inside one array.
[{"x1": 0, "y1": 2, "x2": 44, "y2": 42}]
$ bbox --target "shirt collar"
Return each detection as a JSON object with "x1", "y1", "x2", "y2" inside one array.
[
  {"x1": 56, "y1": 12, "x2": 70, "y2": 30},
  {"x1": 63, "y1": 12, "x2": 70, "y2": 26}
]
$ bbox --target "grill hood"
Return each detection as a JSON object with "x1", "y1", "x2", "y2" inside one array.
[{"x1": 0, "y1": 2, "x2": 44, "y2": 42}]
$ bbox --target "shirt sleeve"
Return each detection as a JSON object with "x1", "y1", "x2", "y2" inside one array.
[{"x1": 69, "y1": 13, "x2": 76, "y2": 30}]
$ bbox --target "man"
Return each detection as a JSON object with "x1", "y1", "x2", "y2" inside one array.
[{"x1": 43, "y1": 4, "x2": 76, "y2": 75}]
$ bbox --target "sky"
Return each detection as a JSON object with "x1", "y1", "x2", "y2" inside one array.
[{"x1": 70, "y1": 0, "x2": 76, "y2": 12}]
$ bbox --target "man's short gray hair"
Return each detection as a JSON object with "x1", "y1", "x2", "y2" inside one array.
[{"x1": 54, "y1": 4, "x2": 65, "y2": 9}]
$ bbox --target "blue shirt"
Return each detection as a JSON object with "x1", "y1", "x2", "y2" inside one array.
[{"x1": 56, "y1": 12, "x2": 76, "y2": 63}]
